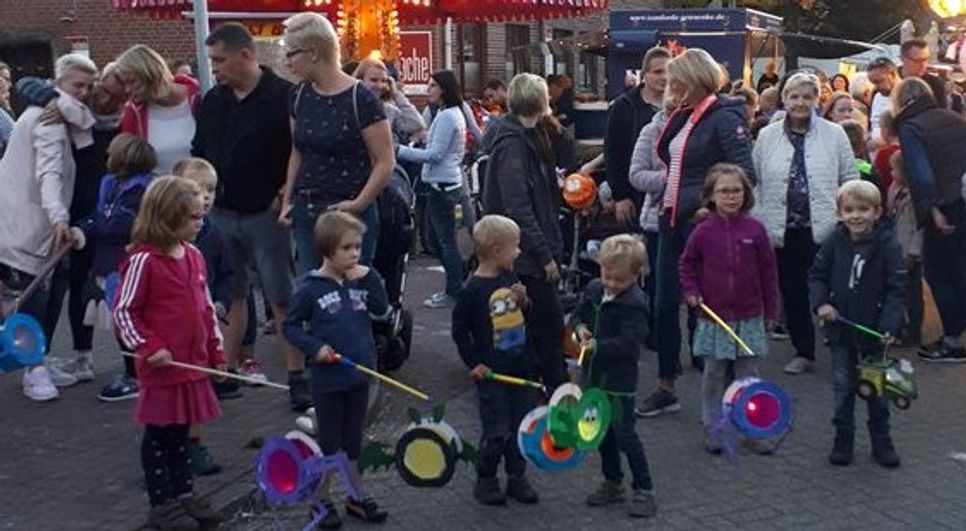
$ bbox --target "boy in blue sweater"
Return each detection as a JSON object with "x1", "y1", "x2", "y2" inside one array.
[
  {"x1": 283, "y1": 211, "x2": 390, "y2": 529},
  {"x1": 570, "y1": 234, "x2": 655, "y2": 518},
  {"x1": 809, "y1": 180, "x2": 906, "y2": 468},
  {"x1": 452, "y1": 215, "x2": 539, "y2": 506}
]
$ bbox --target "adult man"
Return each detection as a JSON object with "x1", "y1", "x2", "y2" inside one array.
[
  {"x1": 191, "y1": 23, "x2": 310, "y2": 411},
  {"x1": 866, "y1": 57, "x2": 901, "y2": 150},
  {"x1": 481, "y1": 79, "x2": 508, "y2": 114},
  {"x1": 604, "y1": 46, "x2": 670, "y2": 226},
  {"x1": 900, "y1": 39, "x2": 946, "y2": 109}
]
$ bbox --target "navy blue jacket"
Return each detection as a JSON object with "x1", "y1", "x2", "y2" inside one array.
[
  {"x1": 570, "y1": 279, "x2": 649, "y2": 395},
  {"x1": 76, "y1": 172, "x2": 152, "y2": 278},
  {"x1": 451, "y1": 273, "x2": 535, "y2": 377},
  {"x1": 194, "y1": 216, "x2": 234, "y2": 311},
  {"x1": 808, "y1": 223, "x2": 907, "y2": 350},
  {"x1": 657, "y1": 96, "x2": 756, "y2": 224},
  {"x1": 604, "y1": 85, "x2": 658, "y2": 204},
  {"x1": 283, "y1": 269, "x2": 389, "y2": 393}
]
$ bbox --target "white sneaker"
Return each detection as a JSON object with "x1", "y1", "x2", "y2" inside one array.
[
  {"x1": 44, "y1": 359, "x2": 79, "y2": 387},
  {"x1": 23, "y1": 366, "x2": 60, "y2": 401},
  {"x1": 71, "y1": 354, "x2": 95, "y2": 382}
]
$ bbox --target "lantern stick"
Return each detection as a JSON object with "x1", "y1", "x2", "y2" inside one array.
[
  {"x1": 485, "y1": 370, "x2": 546, "y2": 392},
  {"x1": 699, "y1": 303, "x2": 756, "y2": 357},
  {"x1": 835, "y1": 316, "x2": 886, "y2": 339},
  {"x1": 120, "y1": 352, "x2": 290, "y2": 390},
  {"x1": 335, "y1": 354, "x2": 433, "y2": 403}
]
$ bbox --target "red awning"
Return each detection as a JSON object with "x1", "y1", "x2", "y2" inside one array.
[{"x1": 111, "y1": 0, "x2": 607, "y2": 23}]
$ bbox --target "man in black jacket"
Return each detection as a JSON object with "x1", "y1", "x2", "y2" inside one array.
[
  {"x1": 604, "y1": 47, "x2": 670, "y2": 226},
  {"x1": 192, "y1": 23, "x2": 310, "y2": 411}
]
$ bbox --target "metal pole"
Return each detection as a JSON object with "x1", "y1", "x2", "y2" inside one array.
[
  {"x1": 445, "y1": 16, "x2": 453, "y2": 70},
  {"x1": 193, "y1": 0, "x2": 213, "y2": 93}
]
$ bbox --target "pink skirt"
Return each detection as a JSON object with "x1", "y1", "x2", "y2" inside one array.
[{"x1": 135, "y1": 378, "x2": 222, "y2": 426}]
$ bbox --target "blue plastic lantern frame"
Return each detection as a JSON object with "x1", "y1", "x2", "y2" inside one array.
[
  {"x1": 0, "y1": 313, "x2": 47, "y2": 374},
  {"x1": 723, "y1": 378, "x2": 792, "y2": 440}
]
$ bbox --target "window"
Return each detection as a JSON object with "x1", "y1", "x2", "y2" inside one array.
[
  {"x1": 551, "y1": 29, "x2": 573, "y2": 76},
  {"x1": 458, "y1": 24, "x2": 484, "y2": 97},
  {"x1": 505, "y1": 24, "x2": 531, "y2": 80}
]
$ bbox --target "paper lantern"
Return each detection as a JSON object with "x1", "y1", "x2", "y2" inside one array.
[
  {"x1": 547, "y1": 385, "x2": 612, "y2": 451},
  {"x1": 255, "y1": 432, "x2": 359, "y2": 508},
  {"x1": 0, "y1": 313, "x2": 47, "y2": 374},
  {"x1": 722, "y1": 378, "x2": 792, "y2": 440},
  {"x1": 562, "y1": 173, "x2": 597, "y2": 210},
  {"x1": 517, "y1": 406, "x2": 584, "y2": 471},
  {"x1": 393, "y1": 418, "x2": 465, "y2": 487}
]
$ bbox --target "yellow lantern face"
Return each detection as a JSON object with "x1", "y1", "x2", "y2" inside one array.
[{"x1": 929, "y1": 0, "x2": 966, "y2": 18}]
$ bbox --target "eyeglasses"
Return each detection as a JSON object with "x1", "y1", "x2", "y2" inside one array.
[{"x1": 285, "y1": 49, "x2": 307, "y2": 59}]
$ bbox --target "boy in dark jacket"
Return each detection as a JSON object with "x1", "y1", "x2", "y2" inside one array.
[
  {"x1": 809, "y1": 181, "x2": 907, "y2": 468},
  {"x1": 571, "y1": 234, "x2": 655, "y2": 518},
  {"x1": 452, "y1": 215, "x2": 539, "y2": 506}
]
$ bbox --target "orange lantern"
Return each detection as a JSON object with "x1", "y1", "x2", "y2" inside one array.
[{"x1": 562, "y1": 173, "x2": 597, "y2": 211}]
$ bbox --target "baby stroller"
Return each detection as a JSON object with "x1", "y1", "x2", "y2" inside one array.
[{"x1": 372, "y1": 164, "x2": 416, "y2": 372}]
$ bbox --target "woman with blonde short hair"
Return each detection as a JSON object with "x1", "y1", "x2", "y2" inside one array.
[
  {"x1": 117, "y1": 44, "x2": 200, "y2": 173},
  {"x1": 352, "y1": 57, "x2": 424, "y2": 141},
  {"x1": 278, "y1": 12, "x2": 395, "y2": 272},
  {"x1": 637, "y1": 47, "x2": 756, "y2": 417}
]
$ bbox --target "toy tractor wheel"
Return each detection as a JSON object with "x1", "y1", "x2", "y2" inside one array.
[
  {"x1": 893, "y1": 396, "x2": 911, "y2": 410},
  {"x1": 857, "y1": 381, "x2": 875, "y2": 399}
]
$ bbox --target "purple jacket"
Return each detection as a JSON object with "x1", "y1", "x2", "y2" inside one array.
[{"x1": 679, "y1": 212, "x2": 778, "y2": 321}]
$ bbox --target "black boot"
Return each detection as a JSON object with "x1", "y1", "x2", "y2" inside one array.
[
  {"x1": 506, "y1": 476, "x2": 538, "y2": 504},
  {"x1": 871, "y1": 436, "x2": 901, "y2": 468},
  {"x1": 828, "y1": 430, "x2": 854, "y2": 466},
  {"x1": 474, "y1": 476, "x2": 507, "y2": 505}
]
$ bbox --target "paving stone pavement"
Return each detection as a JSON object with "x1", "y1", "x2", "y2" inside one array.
[{"x1": 2, "y1": 258, "x2": 965, "y2": 531}]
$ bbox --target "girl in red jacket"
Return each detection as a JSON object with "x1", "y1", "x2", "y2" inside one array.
[
  {"x1": 113, "y1": 176, "x2": 225, "y2": 529},
  {"x1": 679, "y1": 163, "x2": 779, "y2": 455}
]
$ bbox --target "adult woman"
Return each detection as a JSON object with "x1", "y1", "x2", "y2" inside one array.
[
  {"x1": 482, "y1": 73, "x2": 566, "y2": 391},
  {"x1": 0, "y1": 53, "x2": 96, "y2": 401},
  {"x1": 752, "y1": 72, "x2": 858, "y2": 375},
  {"x1": 830, "y1": 73, "x2": 850, "y2": 93},
  {"x1": 352, "y1": 57, "x2": 424, "y2": 143},
  {"x1": 892, "y1": 78, "x2": 966, "y2": 362},
  {"x1": 396, "y1": 70, "x2": 467, "y2": 308},
  {"x1": 0, "y1": 60, "x2": 13, "y2": 157},
  {"x1": 116, "y1": 44, "x2": 199, "y2": 174},
  {"x1": 637, "y1": 48, "x2": 756, "y2": 418},
  {"x1": 824, "y1": 91, "x2": 859, "y2": 124},
  {"x1": 279, "y1": 12, "x2": 394, "y2": 272}
]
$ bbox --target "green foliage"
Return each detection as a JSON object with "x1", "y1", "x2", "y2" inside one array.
[{"x1": 358, "y1": 441, "x2": 395, "y2": 473}]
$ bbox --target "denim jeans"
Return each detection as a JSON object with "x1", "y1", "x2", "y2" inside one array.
[
  {"x1": 777, "y1": 227, "x2": 818, "y2": 360},
  {"x1": 922, "y1": 200, "x2": 966, "y2": 338},
  {"x1": 654, "y1": 216, "x2": 694, "y2": 381},
  {"x1": 830, "y1": 344, "x2": 890, "y2": 437},
  {"x1": 476, "y1": 381, "x2": 532, "y2": 478},
  {"x1": 599, "y1": 396, "x2": 653, "y2": 491},
  {"x1": 292, "y1": 194, "x2": 380, "y2": 275},
  {"x1": 426, "y1": 187, "x2": 465, "y2": 297}
]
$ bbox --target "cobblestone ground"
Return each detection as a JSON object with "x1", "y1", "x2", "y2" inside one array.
[{"x1": 2, "y1": 259, "x2": 965, "y2": 531}]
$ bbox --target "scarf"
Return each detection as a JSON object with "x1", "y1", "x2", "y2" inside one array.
[
  {"x1": 55, "y1": 88, "x2": 96, "y2": 149},
  {"x1": 660, "y1": 94, "x2": 718, "y2": 226}
]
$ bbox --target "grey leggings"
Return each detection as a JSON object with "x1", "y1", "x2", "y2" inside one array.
[{"x1": 702, "y1": 357, "x2": 760, "y2": 427}]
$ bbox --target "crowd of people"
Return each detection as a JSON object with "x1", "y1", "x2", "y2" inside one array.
[{"x1": 2, "y1": 12, "x2": 966, "y2": 529}]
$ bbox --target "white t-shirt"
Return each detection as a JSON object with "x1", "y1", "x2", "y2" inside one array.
[
  {"x1": 869, "y1": 91, "x2": 892, "y2": 143},
  {"x1": 147, "y1": 99, "x2": 195, "y2": 174}
]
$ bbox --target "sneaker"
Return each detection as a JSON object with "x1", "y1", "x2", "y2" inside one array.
[
  {"x1": 871, "y1": 437, "x2": 901, "y2": 468},
  {"x1": 189, "y1": 442, "x2": 222, "y2": 476},
  {"x1": 345, "y1": 496, "x2": 388, "y2": 523},
  {"x1": 296, "y1": 414, "x2": 317, "y2": 435},
  {"x1": 703, "y1": 428, "x2": 723, "y2": 455},
  {"x1": 422, "y1": 292, "x2": 456, "y2": 309},
  {"x1": 634, "y1": 389, "x2": 681, "y2": 418},
  {"x1": 239, "y1": 359, "x2": 268, "y2": 385},
  {"x1": 783, "y1": 356, "x2": 812, "y2": 375},
  {"x1": 311, "y1": 501, "x2": 341, "y2": 530},
  {"x1": 473, "y1": 477, "x2": 507, "y2": 505},
  {"x1": 289, "y1": 375, "x2": 313, "y2": 413},
  {"x1": 71, "y1": 354, "x2": 95, "y2": 382},
  {"x1": 828, "y1": 431, "x2": 854, "y2": 466},
  {"x1": 917, "y1": 345, "x2": 966, "y2": 363},
  {"x1": 263, "y1": 318, "x2": 276, "y2": 335},
  {"x1": 23, "y1": 366, "x2": 59, "y2": 401},
  {"x1": 629, "y1": 489, "x2": 657, "y2": 518},
  {"x1": 586, "y1": 480, "x2": 625, "y2": 506},
  {"x1": 147, "y1": 501, "x2": 198, "y2": 531},
  {"x1": 213, "y1": 375, "x2": 242, "y2": 400},
  {"x1": 44, "y1": 359, "x2": 79, "y2": 388},
  {"x1": 506, "y1": 476, "x2": 538, "y2": 504},
  {"x1": 178, "y1": 495, "x2": 221, "y2": 527},
  {"x1": 98, "y1": 373, "x2": 139, "y2": 402},
  {"x1": 770, "y1": 323, "x2": 790, "y2": 341}
]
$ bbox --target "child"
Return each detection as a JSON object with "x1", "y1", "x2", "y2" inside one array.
[
  {"x1": 886, "y1": 151, "x2": 925, "y2": 352},
  {"x1": 840, "y1": 119, "x2": 887, "y2": 201},
  {"x1": 282, "y1": 211, "x2": 390, "y2": 529},
  {"x1": 679, "y1": 163, "x2": 779, "y2": 455},
  {"x1": 66, "y1": 133, "x2": 154, "y2": 401},
  {"x1": 571, "y1": 234, "x2": 655, "y2": 518},
  {"x1": 113, "y1": 176, "x2": 226, "y2": 529},
  {"x1": 451, "y1": 215, "x2": 539, "y2": 506},
  {"x1": 172, "y1": 157, "x2": 238, "y2": 478},
  {"x1": 809, "y1": 180, "x2": 906, "y2": 468}
]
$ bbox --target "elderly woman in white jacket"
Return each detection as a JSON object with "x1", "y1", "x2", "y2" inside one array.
[
  {"x1": 752, "y1": 71, "x2": 858, "y2": 376},
  {"x1": 0, "y1": 53, "x2": 95, "y2": 402}
]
